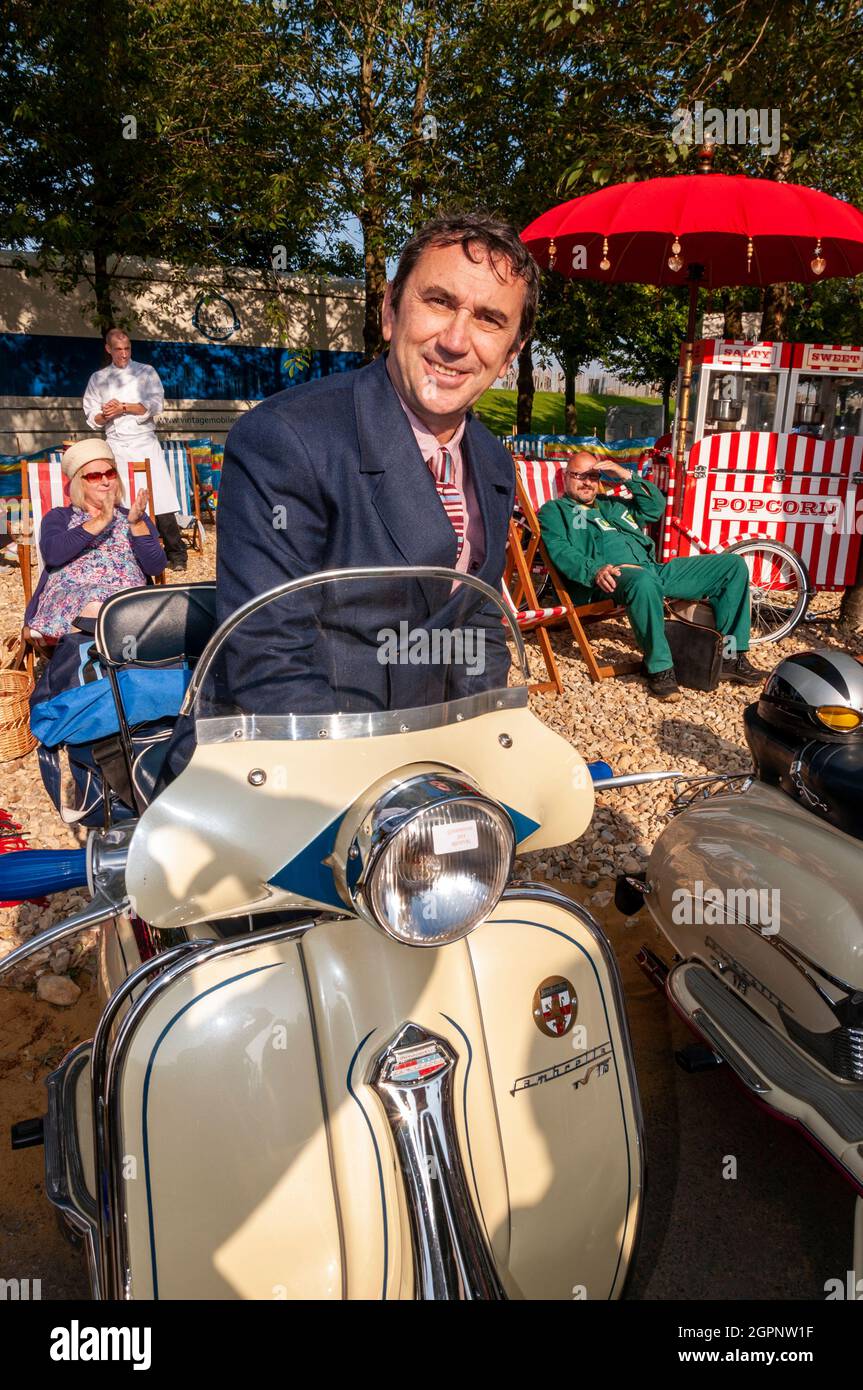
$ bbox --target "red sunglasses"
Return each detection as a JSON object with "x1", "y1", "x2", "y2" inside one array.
[{"x1": 80, "y1": 467, "x2": 118, "y2": 483}]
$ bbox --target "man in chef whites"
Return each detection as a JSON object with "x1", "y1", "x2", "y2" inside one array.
[{"x1": 82, "y1": 329, "x2": 187, "y2": 570}]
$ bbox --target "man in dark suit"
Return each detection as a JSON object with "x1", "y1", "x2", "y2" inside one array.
[{"x1": 212, "y1": 212, "x2": 539, "y2": 716}]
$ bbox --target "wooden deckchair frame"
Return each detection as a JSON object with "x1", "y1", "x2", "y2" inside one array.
[{"x1": 504, "y1": 519, "x2": 565, "y2": 694}]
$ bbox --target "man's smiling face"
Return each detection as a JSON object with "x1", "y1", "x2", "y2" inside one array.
[{"x1": 382, "y1": 240, "x2": 526, "y2": 441}]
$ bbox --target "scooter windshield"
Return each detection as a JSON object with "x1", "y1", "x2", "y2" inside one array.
[{"x1": 184, "y1": 567, "x2": 529, "y2": 740}]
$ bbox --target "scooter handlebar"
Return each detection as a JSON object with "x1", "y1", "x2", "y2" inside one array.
[{"x1": 0, "y1": 849, "x2": 88, "y2": 900}]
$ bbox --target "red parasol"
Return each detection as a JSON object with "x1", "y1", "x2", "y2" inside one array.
[
  {"x1": 521, "y1": 171, "x2": 863, "y2": 291},
  {"x1": 521, "y1": 157, "x2": 863, "y2": 482}
]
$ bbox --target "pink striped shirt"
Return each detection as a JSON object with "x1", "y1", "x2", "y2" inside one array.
[{"x1": 396, "y1": 397, "x2": 486, "y2": 575}]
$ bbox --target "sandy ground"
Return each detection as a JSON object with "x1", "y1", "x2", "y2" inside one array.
[
  {"x1": 0, "y1": 983, "x2": 99, "y2": 1299},
  {"x1": 0, "y1": 528, "x2": 860, "y2": 1298}
]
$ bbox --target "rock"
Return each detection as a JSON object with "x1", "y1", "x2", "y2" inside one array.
[
  {"x1": 624, "y1": 916, "x2": 641, "y2": 928},
  {"x1": 623, "y1": 858, "x2": 642, "y2": 874},
  {"x1": 590, "y1": 890, "x2": 613, "y2": 908},
  {"x1": 583, "y1": 873, "x2": 600, "y2": 888},
  {"x1": 36, "y1": 974, "x2": 81, "y2": 1007},
  {"x1": 51, "y1": 948, "x2": 71, "y2": 974}
]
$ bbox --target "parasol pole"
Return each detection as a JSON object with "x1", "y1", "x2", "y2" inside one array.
[
  {"x1": 672, "y1": 264, "x2": 704, "y2": 516},
  {"x1": 672, "y1": 141, "x2": 717, "y2": 517}
]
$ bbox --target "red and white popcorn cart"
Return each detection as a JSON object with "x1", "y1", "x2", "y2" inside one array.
[{"x1": 650, "y1": 339, "x2": 863, "y2": 641}]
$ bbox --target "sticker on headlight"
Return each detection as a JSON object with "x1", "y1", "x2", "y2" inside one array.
[{"x1": 432, "y1": 820, "x2": 479, "y2": 855}]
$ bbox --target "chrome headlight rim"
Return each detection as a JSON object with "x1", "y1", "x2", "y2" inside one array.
[{"x1": 334, "y1": 764, "x2": 516, "y2": 947}]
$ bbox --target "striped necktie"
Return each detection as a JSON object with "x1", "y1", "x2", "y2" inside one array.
[{"x1": 429, "y1": 447, "x2": 465, "y2": 558}]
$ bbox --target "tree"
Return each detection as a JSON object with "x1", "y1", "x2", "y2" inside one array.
[
  {"x1": 533, "y1": 278, "x2": 608, "y2": 433},
  {"x1": 275, "y1": 2, "x2": 452, "y2": 359},
  {"x1": 1, "y1": 0, "x2": 160, "y2": 329},
  {"x1": 430, "y1": 0, "x2": 585, "y2": 427},
  {"x1": 599, "y1": 285, "x2": 689, "y2": 432},
  {"x1": 0, "y1": 0, "x2": 326, "y2": 333},
  {"x1": 538, "y1": 0, "x2": 863, "y2": 337}
]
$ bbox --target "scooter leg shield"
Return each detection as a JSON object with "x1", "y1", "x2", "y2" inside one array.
[{"x1": 91, "y1": 888, "x2": 642, "y2": 1300}]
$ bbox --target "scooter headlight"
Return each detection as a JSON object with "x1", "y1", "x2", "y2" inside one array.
[{"x1": 334, "y1": 768, "x2": 515, "y2": 947}]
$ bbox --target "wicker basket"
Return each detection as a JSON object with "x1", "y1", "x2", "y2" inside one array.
[{"x1": 0, "y1": 639, "x2": 36, "y2": 761}]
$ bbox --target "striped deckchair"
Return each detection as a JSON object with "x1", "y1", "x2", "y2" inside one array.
[
  {"x1": 19, "y1": 450, "x2": 159, "y2": 672},
  {"x1": 163, "y1": 440, "x2": 205, "y2": 550},
  {"x1": 192, "y1": 441, "x2": 222, "y2": 523},
  {"x1": 501, "y1": 568, "x2": 567, "y2": 694},
  {"x1": 511, "y1": 456, "x2": 642, "y2": 684}
]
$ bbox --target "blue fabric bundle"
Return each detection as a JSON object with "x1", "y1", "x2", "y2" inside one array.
[{"x1": 30, "y1": 666, "x2": 191, "y2": 748}]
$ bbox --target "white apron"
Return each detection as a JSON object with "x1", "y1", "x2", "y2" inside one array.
[
  {"x1": 110, "y1": 436, "x2": 179, "y2": 517},
  {"x1": 82, "y1": 360, "x2": 180, "y2": 515}
]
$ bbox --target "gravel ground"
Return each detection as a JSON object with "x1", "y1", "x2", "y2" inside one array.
[
  {"x1": 1, "y1": 536, "x2": 861, "y2": 1301},
  {"x1": 1, "y1": 536, "x2": 862, "y2": 989}
]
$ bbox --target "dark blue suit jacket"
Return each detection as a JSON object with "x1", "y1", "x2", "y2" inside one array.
[{"x1": 210, "y1": 354, "x2": 516, "y2": 715}]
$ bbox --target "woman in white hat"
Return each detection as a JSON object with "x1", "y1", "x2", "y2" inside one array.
[{"x1": 24, "y1": 439, "x2": 166, "y2": 639}]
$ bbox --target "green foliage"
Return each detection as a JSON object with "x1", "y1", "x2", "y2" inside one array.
[
  {"x1": 599, "y1": 284, "x2": 689, "y2": 389},
  {"x1": 783, "y1": 276, "x2": 863, "y2": 345},
  {"x1": 3, "y1": 0, "x2": 863, "y2": 359},
  {"x1": 0, "y1": 0, "x2": 326, "y2": 327}
]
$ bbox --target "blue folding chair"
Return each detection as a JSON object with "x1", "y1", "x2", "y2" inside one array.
[{"x1": 163, "y1": 440, "x2": 206, "y2": 551}]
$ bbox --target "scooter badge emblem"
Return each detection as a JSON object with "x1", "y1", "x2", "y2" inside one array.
[
  {"x1": 385, "y1": 1038, "x2": 451, "y2": 1086},
  {"x1": 533, "y1": 976, "x2": 577, "y2": 1038}
]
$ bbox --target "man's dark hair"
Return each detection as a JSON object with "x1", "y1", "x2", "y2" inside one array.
[{"x1": 389, "y1": 211, "x2": 540, "y2": 345}]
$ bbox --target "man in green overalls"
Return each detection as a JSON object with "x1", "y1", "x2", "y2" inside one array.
[{"x1": 539, "y1": 453, "x2": 762, "y2": 700}]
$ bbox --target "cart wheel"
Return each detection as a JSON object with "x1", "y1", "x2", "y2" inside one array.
[
  {"x1": 728, "y1": 538, "x2": 810, "y2": 644},
  {"x1": 533, "y1": 569, "x2": 554, "y2": 604},
  {"x1": 514, "y1": 519, "x2": 555, "y2": 603}
]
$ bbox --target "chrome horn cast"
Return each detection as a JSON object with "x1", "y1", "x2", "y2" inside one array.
[{"x1": 368, "y1": 1023, "x2": 506, "y2": 1300}]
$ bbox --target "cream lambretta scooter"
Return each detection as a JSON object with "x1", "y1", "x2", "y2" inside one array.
[{"x1": 2, "y1": 568, "x2": 643, "y2": 1300}]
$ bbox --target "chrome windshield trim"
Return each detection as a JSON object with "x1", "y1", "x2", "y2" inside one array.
[
  {"x1": 194, "y1": 685, "x2": 528, "y2": 744},
  {"x1": 181, "y1": 564, "x2": 529, "y2": 719}
]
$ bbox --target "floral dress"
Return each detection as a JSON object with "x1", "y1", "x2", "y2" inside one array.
[{"x1": 30, "y1": 508, "x2": 147, "y2": 638}]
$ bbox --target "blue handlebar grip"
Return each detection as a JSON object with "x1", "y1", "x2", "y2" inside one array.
[
  {"x1": 587, "y1": 761, "x2": 614, "y2": 782},
  {"x1": 0, "y1": 849, "x2": 89, "y2": 900}
]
